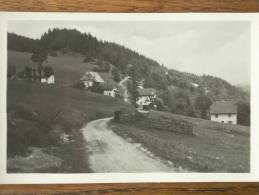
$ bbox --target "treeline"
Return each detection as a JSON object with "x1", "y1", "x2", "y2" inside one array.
[
  {"x1": 8, "y1": 33, "x2": 40, "y2": 53},
  {"x1": 39, "y1": 28, "x2": 157, "y2": 78},
  {"x1": 8, "y1": 29, "x2": 250, "y2": 126}
]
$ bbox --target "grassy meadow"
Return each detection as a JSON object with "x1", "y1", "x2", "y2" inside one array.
[
  {"x1": 110, "y1": 110, "x2": 250, "y2": 172},
  {"x1": 8, "y1": 50, "x2": 99, "y2": 86},
  {"x1": 7, "y1": 50, "x2": 250, "y2": 173},
  {"x1": 7, "y1": 49, "x2": 133, "y2": 172}
]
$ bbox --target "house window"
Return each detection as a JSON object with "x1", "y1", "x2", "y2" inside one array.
[
  {"x1": 228, "y1": 114, "x2": 232, "y2": 117},
  {"x1": 228, "y1": 121, "x2": 232, "y2": 124},
  {"x1": 215, "y1": 114, "x2": 218, "y2": 118},
  {"x1": 221, "y1": 121, "x2": 224, "y2": 123}
]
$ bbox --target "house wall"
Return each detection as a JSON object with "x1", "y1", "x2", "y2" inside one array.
[
  {"x1": 82, "y1": 80, "x2": 93, "y2": 88},
  {"x1": 41, "y1": 75, "x2": 55, "y2": 84},
  {"x1": 136, "y1": 96, "x2": 153, "y2": 106},
  {"x1": 104, "y1": 89, "x2": 117, "y2": 97},
  {"x1": 47, "y1": 75, "x2": 55, "y2": 84},
  {"x1": 211, "y1": 113, "x2": 237, "y2": 124},
  {"x1": 41, "y1": 78, "x2": 46, "y2": 83}
]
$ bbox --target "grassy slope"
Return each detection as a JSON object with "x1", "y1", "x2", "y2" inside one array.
[
  {"x1": 8, "y1": 50, "x2": 97, "y2": 86},
  {"x1": 8, "y1": 80, "x2": 128, "y2": 126},
  {"x1": 110, "y1": 110, "x2": 250, "y2": 172},
  {"x1": 7, "y1": 80, "x2": 132, "y2": 172},
  {"x1": 7, "y1": 50, "x2": 129, "y2": 172},
  {"x1": 8, "y1": 50, "x2": 120, "y2": 88}
]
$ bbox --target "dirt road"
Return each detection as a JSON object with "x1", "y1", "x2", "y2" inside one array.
[
  {"x1": 82, "y1": 118, "x2": 179, "y2": 172},
  {"x1": 119, "y1": 76, "x2": 130, "y2": 103}
]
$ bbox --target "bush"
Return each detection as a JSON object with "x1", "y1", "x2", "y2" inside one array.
[
  {"x1": 83, "y1": 54, "x2": 94, "y2": 62},
  {"x1": 72, "y1": 81, "x2": 85, "y2": 90},
  {"x1": 154, "y1": 97, "x2": 166, "y2": 111},
  {"x1": 49, "y1": 51, "x2": 58, "y2": 57},
  {"x1": 7, "y1": 65, "x2": 17, "y2": 78},
  {"x1": 237, "y1": 101, "x2": 250, "y2": 126},
  {"x1": 112, "y1": 67, "x2": 121, "y2": 82},
  {"x1": 7, "y1": 120, "x2": 28, "y2": 157},
  {"x1": 93, "y1": 60, "x2": 110, "y2": 72},
  {"x1": 91, "y1": 83, "x2": 104, "y2": 93},
  {"x1": 7, "y1": 105, "x2": 53, "y2": 157}
]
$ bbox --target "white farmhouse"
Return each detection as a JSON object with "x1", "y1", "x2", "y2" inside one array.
[
  {"x1": 80, "y1": 71, "x2": 104, "y2": 88},
  {"x1": 103, "y1": 85, "x2": 118, "y2": 97},
  {"x1": 41, "y1": 74, "x2": 55, "y2": 84},
  {"x1": 210, "y1": 100, "x2": 237, "y2": 124},
  {"x1": 136, "y1": 88, "x2": 156, "y2": 109}
]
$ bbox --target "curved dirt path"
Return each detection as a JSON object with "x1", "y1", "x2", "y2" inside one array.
[
  {"x1": 82, "y1": 117, "x2": 178, "y2": 172},
  {"x1": 119, "y1": 76, "x2": 130, "y2": 103}
]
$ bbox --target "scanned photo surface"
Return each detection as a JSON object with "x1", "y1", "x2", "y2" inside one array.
[{"x1": 6, "y1": 20, "x2": 250, "y2": 173}]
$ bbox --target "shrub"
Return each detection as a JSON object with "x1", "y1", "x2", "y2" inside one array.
[
  {"x1": 72, "y1": 81, "x2": 85, "y2": 90},
  {"x1": 91, "y1": 83, "x2": 104, "y2": 93},
  {"x1": 49, "y1": 51, "x2": 58, "y2": 57}
]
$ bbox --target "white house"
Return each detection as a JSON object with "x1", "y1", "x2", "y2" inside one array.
[
  {"x1": 41, "y1": 74, "x2": 55, "y2": 84},
  {"x1": 136, "y1": 88, "x2": 156, "y2": 109},
  {"x1": 103, "y1": 82, "x2": 118, "y2": 98},
  {"x1": 80, "y1": 71, "x2": 104, "y2": 88},
  {"x1": 104, "y1": 87, "x2": 118, "y2": 97},
  {"x1": 210, "y1": 100, "x2": 237, "y2": 124}
]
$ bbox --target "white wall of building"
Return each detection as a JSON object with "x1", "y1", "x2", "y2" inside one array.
[
  {"x1": 136, "y1": 96, "x2": 152, "y2": 106},
  {"x1": 82, "y1": 80, "x2": 93, "y2": 88},
  {"x1": 41, "y1": 75, "x2": 55, "y2": 84},
  {"x1": 211, "y1": 113, "x2": 237, "y2": 124},
  {"x1": 47, "y1": 75, "x2": 55, "y2": 84},
  {"x1": 41, "y1": 78, "x2": 46, "y2": 83},
  {"x1": 104, "y1": 89, "x2": 117, "y2": 97}
]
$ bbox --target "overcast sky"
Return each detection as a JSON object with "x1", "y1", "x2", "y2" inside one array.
[{"x1": 8, "y1": 21, "x2": 250, "y2": 85}]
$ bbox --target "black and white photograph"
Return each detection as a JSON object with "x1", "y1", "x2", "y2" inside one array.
[{"x1": 1, "y1": 13, "x2": 257, "y2": 182}]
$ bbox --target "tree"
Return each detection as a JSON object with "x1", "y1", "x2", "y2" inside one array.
[
  {"x1": 237, "y1": 101, "x2": 250, "y2": 126},
  {"x1": 127, "y1": 78, "x2": 139, "y2": 107},
  {"x1": 91, "y1": 83, "x2": 104, "y2": 94},
  {"x1": 84, "y1": 52, "x2": 93, "y2": 62},
  {"x1": 7, "y1": 65, "x2": 16, "y2": 78},
  {"x1": 23, "y1": 66, "x2": 32, "y2": 80},
  {"x1": 31, "y1": 47, "x2": 48, "y2": 78},
  {"x1": 154, "y1": 97, "x2": 166, "y2": 111},
  {"x1": 195, "y1": 94, "x2": 212, "y2": 119},
  {"x1": 144, "y1": 72, "x2": 167, "y2": 90},
  {"x1": 112, "y1": 68, "x2": 121, "y2": 82},
  {"x1": 43, "y1": 66, "x2": 54, "y2": 78},
  {"x1": 32, "y1": 68, "x2": 37, "y2": 81},
  {"x1": 73, "y1": 81, "x2": 85, "y2": 90}
]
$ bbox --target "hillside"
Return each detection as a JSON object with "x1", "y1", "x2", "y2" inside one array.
[
  {"x1": 7, "y1": 80, "x2": 132, "y2": 172},
  {"x1": 110, "y1": 110, "x2": 250, "y2": 172},
  {"x1": 8, "y1": 30, "x2": 250, "y2": 125}
]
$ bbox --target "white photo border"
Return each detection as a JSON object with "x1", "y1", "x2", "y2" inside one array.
[{"x1": 0, "y1": 12, "x2": 258, "y2": 184}]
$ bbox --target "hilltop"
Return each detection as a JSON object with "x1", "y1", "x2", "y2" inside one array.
[{"x1": 8, "y1": 30, "x2": 250, "y2": 125}]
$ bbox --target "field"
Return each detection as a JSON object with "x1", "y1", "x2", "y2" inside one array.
[
  {"x1": 8, "y1": 50, "x2": 99, "y2": 86},
  {"x1": 7, "y1": 80, "x2": 132, "y2": 172},
  {"x1": 7, "y1": 50, "x2": 250, "y2": 173},
  {"x1": 110, "y1": 110, "x2": 250, "y2": 172}
]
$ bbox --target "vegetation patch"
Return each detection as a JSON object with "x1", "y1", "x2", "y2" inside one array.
[
  {"x1": 7, "y1": 80, "x2": 131, "y2": 172},
  {"x1": 110, "y1": 110, "x2": 250, "y2": 172}
]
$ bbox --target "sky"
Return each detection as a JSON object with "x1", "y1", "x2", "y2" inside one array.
[{"x1": 8, "y1": 21, "x2": 250, "y2": 85}]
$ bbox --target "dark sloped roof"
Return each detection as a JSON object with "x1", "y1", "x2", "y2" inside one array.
[
  {"x1": 137, "y1": 88, "x2": 156, "y2": 96},
  {"x1": 101, "y1": 81, "x2": 117, "y2": 91},
  {"x1": 210, "y1": 101, "x2": 237, "y2": 114},
  {"x1": 81, "y1": 72, "x2": 104, "y2": 83}
]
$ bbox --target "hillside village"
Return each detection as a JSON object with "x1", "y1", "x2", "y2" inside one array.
[
  {"x1": 6, "y1": 29, "x2": 250, "y2": 173},
  {"x1": 8, "y1": 29, "x2": 250, "y2": 125}
]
